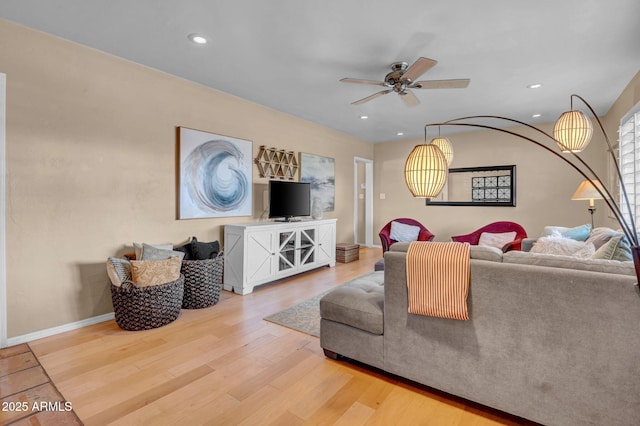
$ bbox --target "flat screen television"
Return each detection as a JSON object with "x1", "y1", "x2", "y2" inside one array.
[{"x1": 268, "y1": 180, "x2": 311, "y2": 222}]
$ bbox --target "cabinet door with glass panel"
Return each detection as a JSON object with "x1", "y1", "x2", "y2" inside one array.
[{"x1": 276, "y1": 226, "x2": 317, "y2": 273}]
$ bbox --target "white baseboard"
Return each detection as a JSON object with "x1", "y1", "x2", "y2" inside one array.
[{"x1": 6, "y1": 312, "x2": 115, "y2": 347}]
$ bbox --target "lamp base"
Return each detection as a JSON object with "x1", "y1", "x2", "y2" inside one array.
[
  {"x1": 588, "y1": 207, "x2": 596, "y2": 228},
  {"x1": 632, "y1": 245, "x2": 640, "y2": 286}
]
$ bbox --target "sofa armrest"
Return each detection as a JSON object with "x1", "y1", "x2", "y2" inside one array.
[
  {"x1": 501, "y1": 238, "x2": 523, "y2": 252},
  {"x1": 520, "y1": 238, "x2": 537, "y2": 252}
]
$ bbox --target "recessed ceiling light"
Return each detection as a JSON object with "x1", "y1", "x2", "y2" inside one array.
[
  {"x1": 188, "y1": 33, "x2": 208, "y2": 45},
  {"x1": 397, "y1": 132, "x2": 404, "y2": 136},
  {"x1": 532, "y1": 113, "x2": 542, "y2": 118},
  {"x1": 527, "y1": 83, "x2": 543, "y2": 89},
  {"x1": 360, "y1": 115, "x2": 368, "y2": 120}
]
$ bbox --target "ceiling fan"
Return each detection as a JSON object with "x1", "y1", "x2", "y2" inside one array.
[{"x1": 340, "y1": 57, "x2": 470, "y2": 107}]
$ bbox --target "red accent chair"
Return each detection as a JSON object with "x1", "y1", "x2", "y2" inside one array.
[
  {"x1": 379, "y1": 218, "x2": 435, "y2": 254},
  {"x1": 451, "y1": 221, "x2": 527, "y2": 252}
]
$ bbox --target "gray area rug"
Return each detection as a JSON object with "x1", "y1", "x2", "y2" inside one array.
[{"x1": 263, "y1": 289, "x2": 332, "y2": 337}]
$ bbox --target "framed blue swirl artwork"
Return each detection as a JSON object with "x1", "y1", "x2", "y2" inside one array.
[{"x1": 179, "y1": 127, "x2": 253, "y2": 219}]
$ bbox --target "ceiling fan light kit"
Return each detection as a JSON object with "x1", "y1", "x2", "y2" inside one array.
[{"x1": 340, "y1": 57, "x2": 470, "y2": 107}]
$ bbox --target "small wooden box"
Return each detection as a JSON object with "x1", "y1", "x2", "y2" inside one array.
[{"x1": 336, "y1": 243, "x2": 360, "y2": 263}]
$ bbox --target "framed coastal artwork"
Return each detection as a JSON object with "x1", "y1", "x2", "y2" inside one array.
[
  {"x1": 178, "y1": 127, "x2": 252, "y2": 219},
  {"x1": 300, "y1": 152, "x2": 335, "y2": 211}
]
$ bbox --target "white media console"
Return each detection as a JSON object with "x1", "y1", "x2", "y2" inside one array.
[{"x1": 223, "y1": 219, "x2": 337, "y2": 295}]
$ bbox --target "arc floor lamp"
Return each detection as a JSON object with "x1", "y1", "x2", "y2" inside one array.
[{"x1": 404, "y1": 94, "x2": 640, "y2": 282}]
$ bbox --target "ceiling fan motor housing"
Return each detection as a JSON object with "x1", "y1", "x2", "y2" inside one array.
[{"x1": 385, "y1": 62, "x2": 409, "y2": 91}]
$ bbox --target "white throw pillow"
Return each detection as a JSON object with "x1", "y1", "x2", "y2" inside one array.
[
  {"x1": 478, "y1": 231, "x2": 517, "y2": 249},
  {"x1": 389, "y1": 221, "x2": 421, "y2": 242},
  {"x1": 531, "y1": 234, "x2": 595, "y2": 257}
]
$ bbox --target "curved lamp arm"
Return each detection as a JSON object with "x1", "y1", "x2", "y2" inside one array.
[{"x1": 424, "y1": 119, "x2": 638, "y2": 246}]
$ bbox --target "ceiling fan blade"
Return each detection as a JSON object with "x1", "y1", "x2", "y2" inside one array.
[
  {"x1": 399, "y1": 90, "x2": 420, "y2": 107},
  {"x1": 402, "y1": 57, "x2": 438, "y2": 82},
  {"x1": 352, "y1": 89, "x2": 392, "y2": 105},
  {"x1": 411, "y1": 79, "x2": 471, "y2": 89},
  {"x1": 340, "y1": 78, "x2": 387, "y2": 86}
]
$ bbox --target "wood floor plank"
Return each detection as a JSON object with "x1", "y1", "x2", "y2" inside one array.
[
  {"x1": 9, "y1": 409, "x2": 82, "y2": 426},
  {"x1": 333, "y1": 401, "x2": 376, "y2": 426},
  {"x1": 227, "y1": 345, "x2": 313, "y2": 401},
  {"x1": 82, "y1": 364, "x2": 214, "y2": 426}
]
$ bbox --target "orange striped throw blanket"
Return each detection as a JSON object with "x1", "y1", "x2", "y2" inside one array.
[{"x1": 406, "y1": 241, "x2": 470, "y2": 320}]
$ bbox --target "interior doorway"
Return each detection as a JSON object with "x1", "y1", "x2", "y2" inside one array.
[{"x1": 353, "y1": 157, "x2": 373, "y2": 247}]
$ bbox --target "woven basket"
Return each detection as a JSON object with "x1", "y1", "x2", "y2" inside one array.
[
  {"x1": 180, "y1": 254, "x2": 224, "y2": 309},
  {"x1": 111, "y1": 275, "x2": 184, "y2": 331}
]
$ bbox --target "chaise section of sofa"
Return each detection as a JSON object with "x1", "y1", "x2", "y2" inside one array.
[{"x1": 321, "y1": 242, "x2": 640, "y2": 426}]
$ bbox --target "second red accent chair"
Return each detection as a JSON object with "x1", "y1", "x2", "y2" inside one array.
[
  {"x1": 379, "y1": 218, "x2": 435, "y2": 253},
  {"x1": 451, "y1": 221, "x2": 527, "y2": 252}
]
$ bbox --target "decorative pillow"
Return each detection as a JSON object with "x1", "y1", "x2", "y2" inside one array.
[
  {"x1": 478, "y1": 231, "x2": 517, "y2": 249},
  {"x1": 591, "y1": 235, "x2": 633, "y2": 261},
  {"x1": 572, "y1": 242, "x2": 596, "y2": 258},
  {"x1": 541, "y1": 224, "x2": 591, "y2": 241},
  {"x1": 389, "y1": 221, "x2": 421, "y2": 242},
  {"x1": 531, "y1": 235, "x2": 594, "y2": 257},
  {"x1": 106, "y1": 257, "x2": 131, "y2": 286},
  {"x1": 174, "y1": 238, "x2": 195, "y2": 260},
  {"x1": 585, "y1": 227, "x2": 624, "y2": 250},
  {"x1": 141, "y1": 243, "x2": 185, "y2": 262},
  {"x1": 190, "y1": 237, "x2": 221, "y2": 260},
  {"x1": 130, "y1": 256, "x2": 181, "y2": 287},
  {"x1": 133, "y1": 242, "x2": 172, "y2": 261}
]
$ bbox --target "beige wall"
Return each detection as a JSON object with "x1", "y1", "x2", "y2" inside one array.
[
  {"x1": 374, "y1": 67, "x2": 640, "y2": 242},
  {"x1": 374, "y1": 123, "x2": 605, "y2": 243},
  {"x1": 1, "y1": 19, "x2": 373, "y2": 337}
]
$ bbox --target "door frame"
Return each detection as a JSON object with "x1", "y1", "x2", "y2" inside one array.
[
  {"x1": 1, "y1": 73, "x2": 7, "y2": 348},
  {"x1": 353, "y1": 157, "x2": 373, "y2": 247}
]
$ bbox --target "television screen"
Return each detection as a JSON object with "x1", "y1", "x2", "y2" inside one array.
[{"x1": 268, "y1": 181, "x2": 311, "y2": 221}]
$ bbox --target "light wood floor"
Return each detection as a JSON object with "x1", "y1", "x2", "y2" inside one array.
[{"x1": 19, "y1": 248, "x2": 532, "y2": 425}]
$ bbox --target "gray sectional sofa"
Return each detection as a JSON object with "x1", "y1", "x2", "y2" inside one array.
[{"x1": 320, "y1": 243, "x2": 640, "y2": 425}]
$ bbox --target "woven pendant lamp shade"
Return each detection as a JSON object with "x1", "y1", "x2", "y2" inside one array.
[
  {"x1": 430, "y1": 137, "x2": 454, "y2": 165},
  {"x1": 553, "y1": 110, "x2": 593, "y2": 153},
  {"x1": 404, "y1": 144, "x2": 448, "y2": 198}
]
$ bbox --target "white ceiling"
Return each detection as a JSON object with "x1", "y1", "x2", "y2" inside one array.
[{"x1": 2, "y1": 0, "x2": 639, "y2": 143}]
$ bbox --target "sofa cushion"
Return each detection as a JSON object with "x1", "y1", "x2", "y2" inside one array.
[
  {"x1": 503, "y1": 250, "x2": 635, "y2": 276},
  {"x1": 469, "y1": 245, "x2": 503, "y2": 262},
  {"x1": 320, "y1": 271, "x2": 384, "y2": 335}
]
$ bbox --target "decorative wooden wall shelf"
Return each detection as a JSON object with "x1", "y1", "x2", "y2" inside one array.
[{"x1": 255, "y1": 146, "x2": 298, "y2": 180}]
